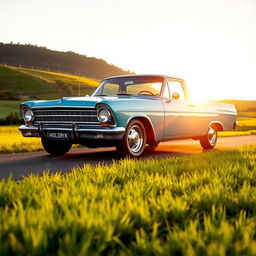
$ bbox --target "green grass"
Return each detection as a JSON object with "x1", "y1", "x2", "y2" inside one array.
[
  {"x1": 0, "y1": 101, "x2": 20, "y2": 118},
  {"x1": 0, "y1": 65, "x2": 100, "y2": 119},
  {"x1": 12, "y1": 66, "x2": 99, "y2": 98},
  {"x1": 0, "y1": 145, "x2": 256, "y2": 255},
  {"x1": 15, "y1": 66, "x2": 99, "y2": 88},
  {"x1": 0, "y1": 65, "x2": 57, "y2": 97},
  {"x1": 0, "y1": 65, "x2": 99, "y2": 101}
]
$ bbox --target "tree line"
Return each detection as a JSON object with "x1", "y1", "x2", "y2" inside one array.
[{"x1": 0, "y1": 43, "x2": 132, "y2": 79}]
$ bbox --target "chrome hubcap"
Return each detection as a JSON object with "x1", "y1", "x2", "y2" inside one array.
[
  {"x1": 128, "y1": 125, "x2": 143, "y2": 153},
  {"x1": 208, "y1": 127, "x2": 217, "y2": 145}
]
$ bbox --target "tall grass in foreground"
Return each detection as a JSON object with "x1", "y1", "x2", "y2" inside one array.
[{"x1": 0, "y1": 145, "x2": 256, "y2": 255}]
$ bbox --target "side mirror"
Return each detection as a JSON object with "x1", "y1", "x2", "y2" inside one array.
[{"x1": 172, "y1": 92, "x2": 180, "y2": 100}]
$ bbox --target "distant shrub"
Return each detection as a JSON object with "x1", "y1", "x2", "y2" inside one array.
[
  {"x1": 246, "y1": 107, "x2": 256, "y2": 112},
  {"x1": 0, "y1": 92, "x2": 20, "y2": 100},
  {"x1": 55, "y1": 79, "x2": 73, "y2": 96},
  {"x1": 0, "y1": 112, "x2": 23, "y2": 125}
]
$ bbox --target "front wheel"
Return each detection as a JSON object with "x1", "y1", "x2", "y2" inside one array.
[
  {"x1": 41, "y1": 138, "x2": 72, "y2": 156},
  {"x1": 116, "y1": 119, "x2": 146, "y2": 157},
  {"x1": 199, "y1": 126, "x2": 218, "y2": 149},
  {"x1": 147, "y1": 141, "x2": 160, "y2": 151}
]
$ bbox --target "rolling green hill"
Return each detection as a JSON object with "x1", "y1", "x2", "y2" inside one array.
[
  {"x1": 0, "y1": 65, "x2": 100, "y2": 121},
  {"x1": 0, "y1": 65, "x2": 99, "y2": 101},
  {"x1": 0, "y1": 65, "x2": 58, "y2": 99}
]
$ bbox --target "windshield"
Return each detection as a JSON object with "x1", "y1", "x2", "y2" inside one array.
[{"x1": 92, "y1": 76, "x2": 164, "y2": 97}]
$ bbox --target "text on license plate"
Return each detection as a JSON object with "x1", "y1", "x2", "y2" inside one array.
[{"x1": 47, "y1": 132, "x2": 69, "y2": 139}]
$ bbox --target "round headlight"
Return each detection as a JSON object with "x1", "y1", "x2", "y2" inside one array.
[
  {"x1": 98, "y1": 109, "x2": 111, "y2": 123},
  {"x1": 24, "y1": 109, "x2": 34, "y2": 122}
]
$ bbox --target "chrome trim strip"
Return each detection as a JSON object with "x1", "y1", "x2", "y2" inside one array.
[
  {"x1": 34, "y1": 121, "x2": 100, "y2": 124},
  {"x1": 165, "y1": 113, "x2": 219, "y2": 117},
  {"x1": 41, "y1": 127, "x2": 73, "y2": 131},
  {"x1": 19, "y1": 125, "x2": 125, "y2": 134},
  {"x1": 215, "y1": 108, "x2": 236, "y2": 113},
  {"x1": 33, "y1": 110, "x2": 97, "y2": 113},
  {"x1": 35, "y1": 115, "x2": 98, "y2": 117},
  {"x1": 117, "y1": 110, "x2": 236, "y2": 116},
  {"x1": 77, "y1": 127, "x2": 125, "y2": 133},
  {"x1": 31, "y1": 106, "x2": 96, "y2": 109},
  {"x1": 19, "y1": 125, "x2": 38, "y2": 131},
  {"x1": 117, "y1": 110, "x2": 162, "y2": 113}
]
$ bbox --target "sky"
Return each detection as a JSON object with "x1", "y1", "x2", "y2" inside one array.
[{"x1": 1, "y1": 0, "x2": 256, "y2": 101}]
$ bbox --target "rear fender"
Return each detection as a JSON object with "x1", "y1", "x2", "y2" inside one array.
[{"x1": 209, "y1": 121, "x2": 224, "y2": 131}]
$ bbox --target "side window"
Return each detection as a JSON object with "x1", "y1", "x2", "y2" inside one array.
[
  {"x1": 102, "y1": 83, "x2": 119, "y2": 95},
  {"x1": 168, "y1": 80, "x2": 185, "y2": 100}
]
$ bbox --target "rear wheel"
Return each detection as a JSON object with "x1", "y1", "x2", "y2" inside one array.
[
  {"x1": 199, "y1": 126, "x2": 218, "y2": 149},
  {"x1": 116, "y1": 119, "x2": 146, "y2": 157},
  {"x1": 41, "y1": 138, "x2": 72, "y2": 156}
]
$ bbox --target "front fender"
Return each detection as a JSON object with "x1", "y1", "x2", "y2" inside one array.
[
  {"x1": 125, "y1": 114, "x2": 157, "y2": 143},
  {"x1": 126, "y1": 114, "x2": 154, "y2": 128}
]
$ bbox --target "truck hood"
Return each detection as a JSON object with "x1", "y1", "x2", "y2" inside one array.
[
  {"x1": 22, "y1": 95, "x2": 160, "y2": 109},
  {"x1": 23, "y1": 96, "x2": 109, "y2": 108}
]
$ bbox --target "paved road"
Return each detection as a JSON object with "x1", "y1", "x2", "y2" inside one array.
[{"x1": 0, "y1": 135, "x2": 255, "y2": 180}]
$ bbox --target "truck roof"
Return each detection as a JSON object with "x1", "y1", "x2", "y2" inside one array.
[{"x1": 104, "y1": 74, "x2": 184, "y2": 81}]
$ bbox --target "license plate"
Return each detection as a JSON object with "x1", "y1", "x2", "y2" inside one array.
[{"x1": 47, "y1": 132, "x2": 69, "y2": 140}]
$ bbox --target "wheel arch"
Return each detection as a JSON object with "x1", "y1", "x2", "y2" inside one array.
[
  {"x1": 209, "y1": 121, "x2": 224, "y2": 131},
  {"x1": 126, "y1": 115, "x2": 156, "y2": 145}
]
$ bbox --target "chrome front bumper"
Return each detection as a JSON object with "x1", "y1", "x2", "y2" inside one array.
[{"x1": 19, "y1": 124, "x2": 125, "y2": 141}]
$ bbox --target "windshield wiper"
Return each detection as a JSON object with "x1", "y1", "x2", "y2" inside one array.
[{"x1": 117, "y1": 93, "x2": 131, "y2": 96}]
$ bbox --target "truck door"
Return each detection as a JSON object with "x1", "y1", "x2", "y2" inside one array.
[{"x1": 162, "y1": 79, "x2": 195, "y2": 137}]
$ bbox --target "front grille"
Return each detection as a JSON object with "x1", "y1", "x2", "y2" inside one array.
[{"x1": 32, "y1": 108, "x2": 99, "y2": 124}]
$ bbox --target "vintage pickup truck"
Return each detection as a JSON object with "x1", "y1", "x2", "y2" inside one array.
[{"x1": 19, "y1": 75, "x2": 237, "y2": 157}]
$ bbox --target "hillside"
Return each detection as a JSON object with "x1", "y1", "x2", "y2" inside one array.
[
  {"x1": 0, "y1": 65, "x2": 58, "y2": 100},
  {"x1": 0, "y1": 65, "x2": 101, "y2": 122},
  {"x1": 0, "y1": 65, "x2": 99, "y2": 101},
  {"x1": 0, "y1": 43, "x2": 131, "y2": 79}
]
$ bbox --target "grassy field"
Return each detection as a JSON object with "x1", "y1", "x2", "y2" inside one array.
[
  {"x1": 0, "y1": 145, "x2": 256, "y2": 255},
  {"x1": 220, "y1": 112, "x2": 256, "y2": 137},
  {"x1": 13, "y1": 66, "x2": 99, "y2": 97},
  {"x1": 14, "y1": 66, "x2": 99, "y2": 88},
  {"x1": 0, "y1": 126, "x2": 42, "y2": 153},
  {"x1": 0, "y1": 65, "x2": 99, "y2": 101},
  {"x1": 0, "y1": 65, "x2": 57, "y2": 97},
  {"x1": 0, "y1": 101, "x2": 20, "y2": 119},
  {"x1": 0, "y1": 65, "x2": 100, "y2": 119}
]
